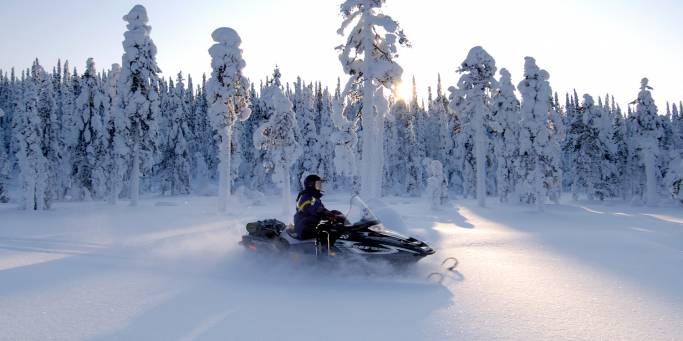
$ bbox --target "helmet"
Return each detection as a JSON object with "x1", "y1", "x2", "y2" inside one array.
[{"x1": 303, "y1": 174, "x2": 322, "y2": 190}]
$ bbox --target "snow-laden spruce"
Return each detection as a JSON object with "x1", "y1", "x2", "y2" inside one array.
[
  {"x1": 15, "y1": 67, "x2": 49, "y2": 210},
  {"x1": 207, "y1": 27, "x2": 251, "y2": 212},
  {"x1": 0, "y1": 107, "x2": 9, "y2": 203},
  {"x1": 424, "y1": 159, "x2": 448, "y2": 210},
  {"x1": 104, "y1": 64, "x2": 127, "y2": 204},
  {"x1": 159, "y1": 73, "x2": 191, "y2": 195},
  {"x1": 337, "y1": 0, "x2": 409, "y2": 199},
  {"x1": 632, "y1": 78, "x2": 662, "y2": 206},
  {"x1": 117, "y1": 4, "x2": 162, "y2": 206},
  {"x1": 33, "y1": 60, "x2": 62, "y2": 207},
  {"x1": 572, "y1": 95, "x2": 614, "y2": 200},
  {"x1": 516, "y1": 57, "x2": 561, "y2": 210},
  {"x1": 292, "y1": 78, "x2": 320, "y2": 192},
  {"x1": 254, "y1": 78, "x2": 301, "y2": 214},
  {"x1": 330, "y1": 79, "x2": 358, "y2": 189},
  {"x1": 72, "y1": 58, "x2": 107, "y2": 200},
  {"x1": 428, "y1": 74, "x2": 460, "y2": 193},
  {"x1": 316, "y1": 84, "x2": 338, "y2": 186},
  {"x1": 449, "y1": 46, "x2": 498, "y2": 207},
  {"x1": 191, "y1": 73, "x2": 216, "y2": 193},
  {"x1": 491, "y1": 68, "x2": 520, "y2": 202}
]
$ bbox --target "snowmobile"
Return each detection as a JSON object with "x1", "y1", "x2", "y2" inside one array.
[{"x1": 239, "y1": 196, "x2": 435, "y2": 263}]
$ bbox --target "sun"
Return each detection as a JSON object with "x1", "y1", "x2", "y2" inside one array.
[{"x1": 394, "y1": 80, "x2": 414, "y2": 102}]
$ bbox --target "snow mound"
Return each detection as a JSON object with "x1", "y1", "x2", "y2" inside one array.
[{"x1": 211, "y1": 27, "x2": 241, "y2": 46}]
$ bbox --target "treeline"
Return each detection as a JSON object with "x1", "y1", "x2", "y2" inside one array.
[{"x1": 0, "y1": 3, "x2": 682, "y2": 210}]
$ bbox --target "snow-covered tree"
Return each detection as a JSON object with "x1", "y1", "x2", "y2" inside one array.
[
  {"x1": 32, "y1": 60, "x2": 61, "y2": 207},
  {"x1": 610, "y1": 104, "x2": 629, "y2": 200},
  {"x1": 58, "y1": 61, "x2": 78, "y2": 197},
  {"x1": 293, "y1": 79, "x2": 319, "y2": 192},
  {"x1": 425, "y1": 159, "x2": 448, "y2": 210},
  {"x1": 0, "y1": 69, "x2": 18, "y2": 176},
  {"x1": 316, "y1": 84, "x2": 337, "y2": 185},
  {"x1": 491, "y1": 68, "x2": 520, "y2": 202},
  {"x1": 159, "y1": 72, "x2": 191, "y2": 195},
  {"x1": 16, "y1": 70, "x2": 49, "y2": 210},
  {"x1": 104, "y1": 64, "x2": 126, "y2": 204},
  {"x1": 664, "y1": 157, "x2": 683, "y2": 204},
  {"x1": 207, "y1": 27, "x2": 251, "y2": 212},
  {"x1": 383, "y1": 97, "x2": 400, "y2": 195},
  {"x1": 408, "y1": 77, "x2": 427, "y2": 194},
  {"x1": 337, "y1": 0, "x2": 409, "y2": 199},
  {"x1": 429, "y1": 74, "x2": 460, "y2": 193},
  {"x1": 573, "y1": 94, "x2": 613, "y2": 200},
  {"x1": 0, "y1": 108, "x2": 8, "y2": 203},
  {"x1": 117, "y1": 5, "x2": 162, "y2": 206},
  {"x1": 72, "y1": 58, "x2": 105, "y2": 200},
  {"x1": 330, "y1": 78, "x2": 359, "y2": 191},
  {"x1": 516, "y1": 57, "x2": 561, "y2": 210},
  {"x1": 672, "y1": 103, "x2": 683, "y2": 153},
  {"x1": 254, "y1": 81, "x2": 301, "y2": 213},
  {"x1": 632, "y1": 78, "x2": 662, "y2": 205},
  {"x1": 398, "y1": 99, "x2": 423, "y2": 196},
  {"x1": 192, "y1": 73, "x2": 216, "y2": 191},
  {"x1": 449, "y1": 46, "x2": 498, "y2": 207}
]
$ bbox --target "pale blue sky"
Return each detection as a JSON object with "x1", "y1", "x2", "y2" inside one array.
[{"x1": 1, "y1": 0, "x2": 681, "y2": 110}]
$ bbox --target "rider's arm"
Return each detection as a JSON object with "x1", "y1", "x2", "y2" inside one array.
[
  {"x1": 298, "y1": 194, "x2": 321, "y2": 217},
  {"x1": 299, "y1": 195, "x2": 330, "y2": 219}
]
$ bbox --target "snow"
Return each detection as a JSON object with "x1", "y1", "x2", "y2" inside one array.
[
  {"x1": 0, "y1": 195, "x2": 681, "y2": 340},
  {"x1": 211, "y1": 27, "x2": 241, "y2": 46},
  {"x1": 123, "y1": 5, "x2": 149, "y2": 26}
]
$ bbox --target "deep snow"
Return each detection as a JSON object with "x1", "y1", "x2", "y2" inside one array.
[{"x1": 0, "y1": 194, "x2": 681, "y2": 340}]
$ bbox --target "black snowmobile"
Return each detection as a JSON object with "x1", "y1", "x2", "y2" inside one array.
[{"x1": 240, "y1": 196, "x2": 435, "y2": 263}]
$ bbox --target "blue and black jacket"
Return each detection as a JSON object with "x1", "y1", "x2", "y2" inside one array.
[{"x1": 293, "y1": 189, "x2": 328, "y2": 239}]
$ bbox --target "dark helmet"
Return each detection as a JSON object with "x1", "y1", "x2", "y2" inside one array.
[{"x1": 303, "y1": 174, "x2": 322, "y2": 189}]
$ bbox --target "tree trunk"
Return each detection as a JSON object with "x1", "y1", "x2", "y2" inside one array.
[
  {"x1": 475, "y1": 116, "x2": 486, "y2": 207},
  {"x1": 130, "y1": 140, "x2": 139, "y2": 206},
  {"x1": 218, "y1": 129, "x2": 232, "y2": 213},
  {"x1": 643, "y1": 147, "x2": 657, "y2": 206}
]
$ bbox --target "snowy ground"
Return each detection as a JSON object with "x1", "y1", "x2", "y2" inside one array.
[{"x1": 0, "y1": 194, "x2": 681, "y2": 341}]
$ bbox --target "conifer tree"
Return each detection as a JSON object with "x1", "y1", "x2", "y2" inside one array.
[
  {"x1": 160, "y1": 72, "x2": 191, "y2": 195},
  {"x1": 33, "y1": 60, "x2": 60, "y2": 207},
  {"x1": 632, "y1": 78, "x2": 662, "y2": 205},
  {"x1": 72, "y1": 58, "x2": 104, "y2": 200},
  {"x1": 254, "y1": 80, "x2": 301, "y2": 213},
  {"x1": 16, "y1": 69, "x2": 49, "y2": 210},
  {"x1": 337, "y1": 0, "x2": 409, "y2": 199},
  {"x1": 491, "y1": 68, "x2": 520, "y2": 202},
  {"x1": 516, "y1": 57, "x2": 561, "y2": 210},
  {"x1": 117, "y1": 5, "x2": 162, "y2": 206},
  {"x1": 449, "y1": 47, "x2": 498, "y2": 207},
  {"x1": 0, "y1": 108, "x2": 8, "y2": 203},
  {"x1": 207, "y1": 27, "x2": 251, "y2": 212}
]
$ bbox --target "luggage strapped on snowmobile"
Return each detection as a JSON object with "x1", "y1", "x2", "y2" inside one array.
[{"x1": 246, "y1": 219, "x2": 286, "y2": 239}]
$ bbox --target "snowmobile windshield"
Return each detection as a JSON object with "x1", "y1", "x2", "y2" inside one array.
[{"x1": 346, "y1": 196, "x2": 380, "y2": 225}]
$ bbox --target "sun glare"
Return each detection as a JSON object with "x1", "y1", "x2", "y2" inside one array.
[{"x1": 395, "y1": 80, "x2": 414, "y2": 102}]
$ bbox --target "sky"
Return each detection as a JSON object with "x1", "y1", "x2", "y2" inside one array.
[{"x1": 0, "y1": 0, "x2": 681, "y2": 111}]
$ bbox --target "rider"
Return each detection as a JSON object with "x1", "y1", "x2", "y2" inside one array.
[{"x1": 293, "y1": 174, "x2": 331, "y2": 239}]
